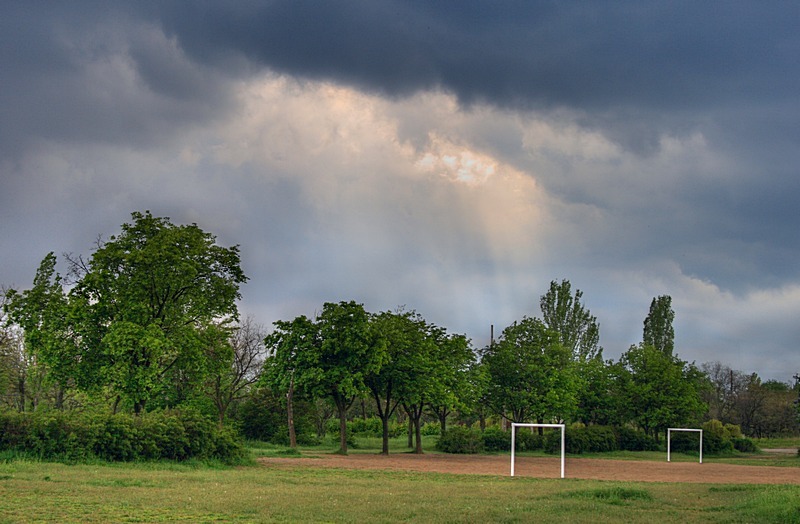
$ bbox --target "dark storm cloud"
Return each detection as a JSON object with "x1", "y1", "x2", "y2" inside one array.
[
  {"x1": 151, "y1": 1, "x2": 798, "y2": 112},
  {"x1": 143, "y1": 0, "x2": 800, "y2": 292},
  {"x1": 0, "y1": 1, "x2": 233, "y2": 160},
  {"x1": 2, "y1": 1, "x2": 799, "y2": 381}
]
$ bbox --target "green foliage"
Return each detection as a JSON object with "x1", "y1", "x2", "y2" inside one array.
[
  {"x1": 346, "y1": 417, "x2": 404, "y2": 438},
  {"x1": 481, "y1": 317, "x2": 578, "y2": 423},
  {"x1": 435, "y1": 426, "x2": 484, "y2": 454},
  {"x1": 617, "y1": 344, "x2": 707, "y2": 438},
  {"x1": 614, "y1": 426, "x2": 659, "y2": 451},
  {"x1": 539, "y1": 279, "x2": 601, "y2": 361},
  {"x1": 643, "y1": 295, "x2": 674, "y2": 356},
  {"x1": 5, "y1": 212, "x2": 247, "y2": 413},
  {"x1": 0, "y1": 409, "x2": 245, "y2": 463},
  {"x1": 264, "y1": 301, "x2": 385, "y2": 453},
  {"x1": 732, "y1": 437, "x2": 757, "y2": 453},
  {"x1": 481, "y1": 427, "x2": 511, "y2": 451},
  {"x1": 420, "y1": 421, "x2": 441, "y2": 436},
  {"x1": 544, "y1": 425, "x2": 618, "y2": 454}
]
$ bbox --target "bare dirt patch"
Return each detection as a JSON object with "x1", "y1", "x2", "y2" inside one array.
[{"x1": 259, "y1": 453, "x2": 800, "y2": 484}]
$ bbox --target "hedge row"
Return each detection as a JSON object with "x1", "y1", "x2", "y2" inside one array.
[
  {"x1": 0, "y1": 410, "x2": 246, "y2": 463},
  {"x1": 437, "y1": 425, "x2": 659, "y2": 454},
  {"x1": 669, "y1": 420, "x2": 757, "y2": 455}
]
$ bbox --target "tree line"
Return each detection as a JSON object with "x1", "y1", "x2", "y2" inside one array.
[{"x1": 2, "y1": 212, "x2": 798, "y2": 456}]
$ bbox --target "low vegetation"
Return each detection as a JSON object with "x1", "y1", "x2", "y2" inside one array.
[{"x1": 0, "y1": 455, "x2": 798, "y2": 523}]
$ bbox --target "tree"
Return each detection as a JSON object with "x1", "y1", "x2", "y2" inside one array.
[
  {"x1": 4, "y1": 254, "x2": 76, "y2": 408},
  {"x1": 263, "y1": 314, "x2": 319, "y2": 448},
  {"x1": 481, "y1": 317, "x2": 577, "y2": 426},
  {"x1": 540, "y1": 279, "x2": 601, "y2": 361},
  {"x1": 700, "y1": 361, "x2": 749, "y2": 423},
  {"x1": 366, "y1": 309, "x2": 430, "y2": 454},
  {"x1": 426, "y1": 330, "x2": 474, "y2": 436},
  {"x1": 8, "y1": 212, "x2": 248, "y2": 414},
  {"x1": 205, "y1": 316, "x2": 266, "y2": 426},
  {"x1": 616, "y1": 343, "x2": 706, "y2": 440},
  {"x1": 643, "y1": 295, "x2": 675, "y2": 356},
  {"x1": 265, "y1": 301, "x2": 385, "y2": 454}
]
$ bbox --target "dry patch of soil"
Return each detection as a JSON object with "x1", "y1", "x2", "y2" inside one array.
[{"x1": 259, "y1": 453, "x2": 800, "y2": 484}]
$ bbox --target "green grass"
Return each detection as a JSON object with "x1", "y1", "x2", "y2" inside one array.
[
  {"x1": 753, "y1": 436, "x2": 800, "y2": 449},
  {"x1": 0, "y1": 457, "x2": 798, "y2": 523}
]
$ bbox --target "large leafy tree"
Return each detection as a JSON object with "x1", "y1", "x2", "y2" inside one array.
[
  {"x1": 366, "y1": 309, "x2": 432, "y2": 454},
  {"x1": 643, "y1": 295, "x2": 675, "y2": 356},
  {"x1": 265, "y1": 301, "x2": 385, "y2": 454},
  {"x1": 425, "y1": 329, "x2": 474, "y2": 436},
  {"x1": 481, "y1": 317, "x2": 577, "y2": 425},
  {"x1": 616, "y1": 343, "x2": 706, "y2": 440},
  {"x1": 8, "y1": 212, "x2": 248, "y2": 413}
]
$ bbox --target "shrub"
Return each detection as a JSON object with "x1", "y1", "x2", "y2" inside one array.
[
  {"x1": 516, "y1": 430, "x2": 544, "y2": 451},
  {"x1": 348, "y1": 417, "x2": 383, "y2": 437},
  {"x1": 724, "y1": 423, "x2": 743, "y2": 439},
  {"x1": 481, "y1": 427, "x2": 510, "y2": 451},
  {"x1": 583, "y1": 426, "x2": 617, "y2": 452},
  {"x1": 0, "y1": 409, "x2": 245, "y2": 463},
  {"x1": 421, "y1": 421, "x2": 441, "y2": 436},
  {"x1": 732, "y1": 437, "x2": 757, "y2": 453},
  {"x1": 436, "y1": 426, "x2": 484, "y2": 454},
  {"x1": 544, "y1": 426, "x2": 619, "y2": 455},
  {"x1": 615, "y1": 427, "x2": 658, "y2": 451}
]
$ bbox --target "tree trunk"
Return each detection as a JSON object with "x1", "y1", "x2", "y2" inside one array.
[
  {"x1": 437, "y1": 408, "x2": 448, "y2": 435},
  {"x1": 381, "y1": 415, "x2": 390, "y2": 455},
  {"x1": 16, "y1": 371, "x2": 25, "y2": 412},
  {"x1": 405, "y1": 403, "x2": 424, "y2": 454},
  {"x1": 414, "y1": 413, "x2": 423, "y2": 454},
  {"x1": 334, "y1": 394, "x2": 348, "y2": 454},
  {"x1": 287, "y1": 376, "x2": 297, "y2": 448},
  {"x1": 407, "y1": 414, "x2": 414, "y2": 448}
]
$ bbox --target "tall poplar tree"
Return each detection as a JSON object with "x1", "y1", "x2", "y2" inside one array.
[{"x1": 643, "y1": 295, "x2": 675, "y2": 356}]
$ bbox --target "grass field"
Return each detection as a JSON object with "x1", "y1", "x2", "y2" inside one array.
[{"x1": 0, "y1": 436, "x2": 798, "y2": 523}]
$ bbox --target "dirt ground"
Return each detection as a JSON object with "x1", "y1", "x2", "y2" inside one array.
[{"x1": 259, "y1": 453, "x2": 800, "y2": 485}]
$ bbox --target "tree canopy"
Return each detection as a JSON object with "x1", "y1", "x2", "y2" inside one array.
[
  {"x1": 643, "y1": 295, "x2": 675, "y2": 356},
  {"x1": 539, "y1": 279, "x2": 601, "y2": 361},
  {"x1": 6, "y1": 211, "x2": 248, "y2": 413}
]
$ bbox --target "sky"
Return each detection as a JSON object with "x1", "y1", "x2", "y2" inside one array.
[{"x1": 2, "y1": 1, "x2": 799, "y2": 382}]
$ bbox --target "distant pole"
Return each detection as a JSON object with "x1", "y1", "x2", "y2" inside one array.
[{"x1": 490, "y1": 324, "x2": 494, "y2": 348}]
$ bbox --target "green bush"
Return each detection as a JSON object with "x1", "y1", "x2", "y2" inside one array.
[
  {"x1": 516, "y1": 430, "x2": 544, "y2": 451},
  {"x1": 481, "y1": 427, "x2": 510, "y2": 451},
  {"x1": 615, "y1": 426, "x2": 658, "y2": 451},
  {"x1": 436, "y1": 426, "x2": 484, "y2": 454},
  {"x1": 732, "y1": 437, "x2": 757, "y2": 453},
  {"x1": 348, "y1": 417, "x2": 383, "y2": 437},
  {"x1": 0, "y1": 409, "x2": 245, "y2": 463},
  {"x1": 421, "y1": 421, "x2": 441, "y2": 436},
  {"x1": 544, "y1": 426, "x2": 619, "y2": 454},
  {"x1": 583, "y1": 426, "x2": 617, "y2": 452}
]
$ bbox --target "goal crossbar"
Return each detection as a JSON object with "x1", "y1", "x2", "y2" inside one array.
[
  {"x1": 510, "y1": 423, "x2": 565, "y2": 478},
  {"x1": 667, "y1": 428, "x2": 703, "y2": 464}
]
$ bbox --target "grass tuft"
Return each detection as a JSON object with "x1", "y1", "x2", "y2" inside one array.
[{"x1": 564, "y1": 486, "x2": 653, "y2": 505}]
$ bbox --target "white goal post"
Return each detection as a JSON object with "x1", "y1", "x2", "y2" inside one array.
[
  {"x1": 510, "y1": 423, "x2": 565, "y2": 478},
  {"x1": 667, "y1": 428, "x2": 703, "y2": 464}
]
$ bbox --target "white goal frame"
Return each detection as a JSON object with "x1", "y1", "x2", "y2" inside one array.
[
  {"x1": 667, "y1": 428, "x2": 703, "y2": 464},
  {"x1": 510, "y1": 423, "x2": 565, "y2": 478}
]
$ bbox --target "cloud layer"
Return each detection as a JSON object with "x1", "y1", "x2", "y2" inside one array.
[{"x1": 2, "y1": 2, "x2": 799, "y2": 381}]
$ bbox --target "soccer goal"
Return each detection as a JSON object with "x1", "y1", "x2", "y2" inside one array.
[
  {"x1": 667, "y1": 428, "x2": 703, "y2": 464},
  {"x1": 510, "y1": 423, "x2": 565, "y2": 478}
]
